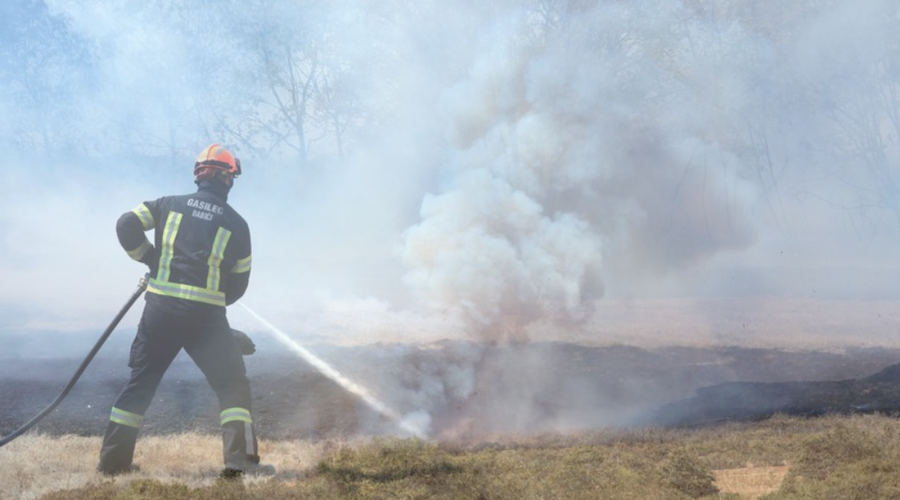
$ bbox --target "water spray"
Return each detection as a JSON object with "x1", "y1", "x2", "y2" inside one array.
[{"x1": 238, "y1": 303, "x2": 428, "y2": 439}]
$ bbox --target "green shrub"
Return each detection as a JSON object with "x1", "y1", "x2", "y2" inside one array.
[
  {"x1": 793, "y1": 425, "x2": 883, "y2": 480},
  {"x1": 660, "y1": 450, "x2": 719, "y2": 498}
]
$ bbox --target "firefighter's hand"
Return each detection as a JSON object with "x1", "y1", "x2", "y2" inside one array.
[
  {"x1": 140, "y1": 247, "x2": 159, "y2": 274},
  {"x1": 231, "y1": 328, "x2": 256, "y2": 355}
]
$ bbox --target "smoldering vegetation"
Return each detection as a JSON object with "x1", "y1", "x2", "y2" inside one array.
[
  {"x1": 4, "y1": 338, "x2": 900, "y2": 441},
  {"x1": 310, "y1": 342, "x2": 900, "y2": 437}
]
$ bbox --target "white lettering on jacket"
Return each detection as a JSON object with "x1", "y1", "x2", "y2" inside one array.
[
  {"x1": 192, "y1": 209, "x2": 214, "y2": 221},
  {"x1": 187, "y1": 198, "x2": 224, "y2": 221}
]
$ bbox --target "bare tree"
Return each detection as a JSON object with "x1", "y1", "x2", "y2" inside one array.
[
  {"x1": 0, "y1": 0, "x2": 95, "y2": 158},
  {"x1": 798, "y1": 2, "x2": 900, "y2": 230},
  {"x1": 260, "y1": 41, "x2": 320, "y2": 162},
  {"x1": 207, "y1": 0, "x2": 370, "y2": 166}
]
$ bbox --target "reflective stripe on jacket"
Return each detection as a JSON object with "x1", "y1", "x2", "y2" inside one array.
[{"x1": 117, "y1": 186, "x2": 251, "y2": 309}]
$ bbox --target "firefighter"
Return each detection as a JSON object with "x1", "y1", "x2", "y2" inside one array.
[{"x1": 98, "y1": 144, "x2": 274, "y2": 477}]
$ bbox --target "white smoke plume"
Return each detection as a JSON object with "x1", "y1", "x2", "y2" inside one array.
[
  {"x1": 389, "y1": 0, "x2": 766, "y2": 435},
  {"x1": 400, "y1": 0, "x2": 759, "y2": 333}
]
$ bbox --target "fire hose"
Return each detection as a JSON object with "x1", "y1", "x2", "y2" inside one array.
[{"x1": 0, "y1": 275, "x2": 148, "y2": 448}]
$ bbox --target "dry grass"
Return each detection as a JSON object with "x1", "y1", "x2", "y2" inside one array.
[
  {"x1": 548, "y1": 297, "x2": 900, "y2": 349},
  {"x1": 5, "y1": 413, "x2": 900, "y2": 499},
  {"x1": 0, "y1": 432, "x2": 334, "y2": 500},
  {"x1": 714, "y1": 465, "x2": 789, "y2": 499}
]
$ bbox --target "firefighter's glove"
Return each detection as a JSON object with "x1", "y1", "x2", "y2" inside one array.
[
  {"x1": 140, "y1": 247, "x2": 159, "y2": 276},
  {"x1": 231, "y1": 328, "x2": 256, "y2": 356}
]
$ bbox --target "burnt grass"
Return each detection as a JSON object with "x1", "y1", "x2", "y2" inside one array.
[{"x1": 4, "y1": 337, "x2": 900, "y2": 441}]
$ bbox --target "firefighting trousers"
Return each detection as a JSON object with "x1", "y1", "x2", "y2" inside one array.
[{"x1": 98, "y1": 300, "x2": 260, "y2": 473}]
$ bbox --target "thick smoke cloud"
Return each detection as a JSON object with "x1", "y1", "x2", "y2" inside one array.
[{"x1": 400, "y1": 0, "x2": 761, "y2": 339}]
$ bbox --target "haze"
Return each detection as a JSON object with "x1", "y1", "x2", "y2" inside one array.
[{"x1": 2, "y1": 0, "x2": 899, "y2": 348}]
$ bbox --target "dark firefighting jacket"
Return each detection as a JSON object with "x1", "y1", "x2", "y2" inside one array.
[{"x1": 116, "y1": 183, "x2": 251, "y2": 313}]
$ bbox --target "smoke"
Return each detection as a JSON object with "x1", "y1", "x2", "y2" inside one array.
[
  {"x1": 401, "y1": 169, "x2": 603, "y2": 339},
  {"x1": 390, "y1": 0, "x2": 761, "y2": 433},
  {"x1": 400, "y1": 0, "x2": 763, "y2": 332},
  {"x1": 3, "y1": 0, "x2": 900, "y2": 437}
]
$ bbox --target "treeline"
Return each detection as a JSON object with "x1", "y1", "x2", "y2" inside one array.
[{"x1": 1, "y1": 0, "x2": 898, "y2": 228}]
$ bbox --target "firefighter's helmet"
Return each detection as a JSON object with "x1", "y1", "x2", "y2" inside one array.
[{"x1": 194, "y1": 143, "x2": 241, "y2": 186}]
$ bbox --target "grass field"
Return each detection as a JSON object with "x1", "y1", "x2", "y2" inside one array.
[
  {"x1": 5, "y1": 296, "x2": 900, "y2": 499},
  {"x1": 4, "y1": 413, "x2": 900, "y2": 499}
]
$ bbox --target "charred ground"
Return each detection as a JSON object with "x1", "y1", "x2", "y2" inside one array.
[{"x1": 3, "y1": 338, "x2": 900, "y2": 441}]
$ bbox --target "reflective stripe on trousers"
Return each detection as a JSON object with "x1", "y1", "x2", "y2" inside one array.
[
  {"x1": 220, "y1": 407, "x2": 252, "y2": 425},
  {"x1": 221, "y1": 407, "x2": 257, "y2": 462},
  {"x1": 109, "y1": 407, "x2": 144, "y2": 429}
]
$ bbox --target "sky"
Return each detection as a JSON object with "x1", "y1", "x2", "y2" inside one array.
[{"x1": 2, "y1": 0, "x2": 900, "y2": 347}]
